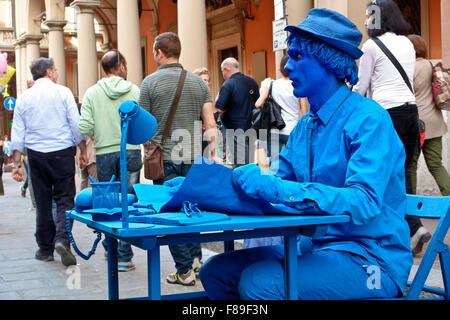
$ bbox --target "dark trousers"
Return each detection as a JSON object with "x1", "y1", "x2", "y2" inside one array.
[
  {"x1": 387, "y1": 104, "x2": 422, "y2": 235},
  {"x1": 28, "y1": 147, "x2": 76, "y2": 254},
  {"x1": 154, "y1": 161, "x2": 202, "y2": 274}
]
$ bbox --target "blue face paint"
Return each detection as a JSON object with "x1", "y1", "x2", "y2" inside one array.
[{"x1": 285, "y1": 43, "x2": 343, "y2": 113}]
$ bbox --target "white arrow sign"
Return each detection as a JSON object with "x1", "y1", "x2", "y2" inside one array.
[{"x1": 4, "y1": 97, "x2": 16, "y2": 110}]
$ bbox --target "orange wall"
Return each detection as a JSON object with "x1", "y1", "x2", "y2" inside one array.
[
  {"x1": 244, "y1": 1, "x2": 276, "y2": 79},
  {"x1": 429, "y1": 0, "x2": 442, "y2": 59}
]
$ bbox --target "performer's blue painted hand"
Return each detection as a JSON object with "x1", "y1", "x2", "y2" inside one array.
[{"x1": 232, "y1": 164, "x2": 278, "y2": 202}]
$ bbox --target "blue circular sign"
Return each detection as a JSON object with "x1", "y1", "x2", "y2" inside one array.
[{"x1": 4, "y1": 97, "x2": 15, "y2": 110}]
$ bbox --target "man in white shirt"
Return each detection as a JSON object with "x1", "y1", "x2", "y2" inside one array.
[{"x1": 10, "y1": 58, "x2": 87, "y2": 267}]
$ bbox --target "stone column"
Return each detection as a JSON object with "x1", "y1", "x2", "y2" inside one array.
[
  {"x1": 44, "y1": 20, "x2": 67, "y2": 85},
  {"x1": 177, "y1": 0, "x2": 208, "y2": 72},
  {"x1": 117, "y1": 0, "x2": 143, "y2": 86},
  {"x1": 14, "y1": 39, "x2": 24, "y2": 95},
  {"x1": 19, "y1": 40, "x2": 27, "y2": 94},
  {"x1": 71, "y1": 0, "x2": 100, "y2": 102},
  {"x1": 24, "y1": 34, "x2": 43, "y2": 81}
]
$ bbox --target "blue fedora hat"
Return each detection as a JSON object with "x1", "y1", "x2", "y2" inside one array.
[{"x1": 285, "y1": 8, "x2": 363, "y2": 59}]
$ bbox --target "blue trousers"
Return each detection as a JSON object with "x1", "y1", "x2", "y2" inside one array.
[
  {"x1": 199, "y1": 245, "x2": 400, "y2": 300},
  {"x1": 97, "y1": 149, "x2": 142, "y2": 262}
]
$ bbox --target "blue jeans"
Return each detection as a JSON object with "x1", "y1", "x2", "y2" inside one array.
[
  {"x1": 154, "y1": 161, "x2": 202, "y2": 274},
  {"x1": 97, "y1": 149, "x2": 142, "y2": 262}
]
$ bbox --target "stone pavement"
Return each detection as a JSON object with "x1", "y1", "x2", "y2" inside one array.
[
  {"x1": 0, "y1": 171, "x2": 219, "y2": 300},
  {"x1": 0, "y1": 170, "x2": 446, "y2": 300}
]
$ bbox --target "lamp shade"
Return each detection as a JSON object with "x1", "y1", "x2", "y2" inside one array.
[{"x1": 119, "y1": 100, "x2": 157, "y2": 145}]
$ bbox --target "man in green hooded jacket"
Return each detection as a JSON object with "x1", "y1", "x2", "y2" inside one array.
[{"x1": 78, "y1": 49, "x2": 141, "y2": 272}]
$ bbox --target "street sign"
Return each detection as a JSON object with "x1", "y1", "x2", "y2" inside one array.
[
  {"x1": 4, "y1": 96, "x2": 16, "y2": 111},
  {"x1": 274, "y1": 0, "x2": 284, "y2": 21},
  {"x1": 273, "y1": 18, "x2": 288, "y2": 51}
]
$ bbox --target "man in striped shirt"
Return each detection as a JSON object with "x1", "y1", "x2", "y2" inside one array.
[{"x1": 139, "y1": 32, "x2": 219, "y2": 286}]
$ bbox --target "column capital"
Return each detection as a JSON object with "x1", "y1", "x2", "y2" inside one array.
[
  {"x1": 14, "y1": 37, "x2": 26, "y2": 48},
  {"x1": 43, "y1": 20, "x2": 68, "y2": 32},
  {"x1": 70, "y1": 0, "x2": 101, "y2": 14},
  {"x1": 22, "y1": 34, "x2": 44, "y2": 45}
]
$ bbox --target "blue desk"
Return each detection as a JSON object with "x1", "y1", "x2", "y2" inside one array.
[{"x1": 67, "y1": 210, "x2": 350, "y2": 300}]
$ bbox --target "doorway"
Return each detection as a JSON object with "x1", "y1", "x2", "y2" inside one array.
[{"x1": 218, "y1": 46, "x2": 238, "y2": 86}]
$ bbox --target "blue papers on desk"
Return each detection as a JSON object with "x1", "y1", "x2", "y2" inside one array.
[
  {"x1": 129, "y1": 211, "x2": 230, "y2": 226},
  {"x1": 133, "y1": 184, "x2": 174, "y2": 212},
  {"x1": 83, "y1": 206, "x2": 156, "y2": 221}
]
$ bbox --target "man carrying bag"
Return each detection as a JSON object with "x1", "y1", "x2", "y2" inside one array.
[{"x1": 139, "y1": 32, "x2": 220, "y2": 286}]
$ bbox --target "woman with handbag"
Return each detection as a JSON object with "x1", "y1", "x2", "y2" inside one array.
[
  {"x1": 353, "y1": 0, "x2": 430, "y2": 254},
  {"x1": 254, "y1": 55, "x2": 308, "y2": 161},
  {"x1": 407, "y1": 34, "x2": 450, "y2": 231}
]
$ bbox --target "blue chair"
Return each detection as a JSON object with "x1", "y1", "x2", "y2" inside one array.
[{"x1": 404, "y1": 195, "x2": 450, "y2": 299}]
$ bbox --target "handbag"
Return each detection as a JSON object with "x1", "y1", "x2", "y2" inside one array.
[
  {"x1": 144, "y1": 69, "x2": 187, "y2": 180},
  {"x1": 430, "y1": 61, "x2": 450, "y2": 111},
  {"x1": 251, "y1": 81, "x2": 286, "y2": 137}
]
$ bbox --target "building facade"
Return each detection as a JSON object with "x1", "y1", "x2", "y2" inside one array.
[{"x1": 0, "y1": 0, "x2": 449, "y2": 194}]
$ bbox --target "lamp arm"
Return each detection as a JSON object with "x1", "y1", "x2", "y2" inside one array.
[{"x1": 120, "y1": 116, "x2": 130, "y2": 229}]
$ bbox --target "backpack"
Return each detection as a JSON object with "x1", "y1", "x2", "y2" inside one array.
[{"x1": 431, "y1": 62, "x2": 450, "y2": 111}]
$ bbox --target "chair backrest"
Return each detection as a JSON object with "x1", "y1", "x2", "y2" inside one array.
[
  {"x1": 406, "y1": 194, "x2": 450, "y2": 219},
  {"x1": 405, "y1": 194, "x2": 450, "y2": 300}
]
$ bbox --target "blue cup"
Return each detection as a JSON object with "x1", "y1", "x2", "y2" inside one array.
[{"x1": 119, "y1": 100, "x2": 158, "y2": 145}]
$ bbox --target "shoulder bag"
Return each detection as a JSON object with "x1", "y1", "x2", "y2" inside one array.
[{"x1": 144, "y1": 69, "x2": 187, "y2": 180}]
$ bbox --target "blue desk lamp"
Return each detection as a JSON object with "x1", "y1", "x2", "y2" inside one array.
[{"x1": 119, "y1": 100, "x2": 157, "y2": 228}]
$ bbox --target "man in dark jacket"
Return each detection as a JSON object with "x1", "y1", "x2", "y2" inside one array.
[{"x1": 215, "y1": 57, "x2": 259, "y2": 168}]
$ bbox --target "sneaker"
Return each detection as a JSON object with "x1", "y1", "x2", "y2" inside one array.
[
  {"x1": 411, "y1": 226, "x2": 432, "y2": 256},
  {"x1": 192, "y1": 257, "x2": 203, "y2": 275},
  {"x1": 35, "y1": 250, "x2": 54, "y2": 262},
  {"x1": 166, "y1": 269, "x2": 196, "y2": 286},
  {"x1": 118, "y1": 260, "x2": 136, "y2": 272},
  {"x1": 55, "y1": 242, "x2": 77, "y2": 266}
]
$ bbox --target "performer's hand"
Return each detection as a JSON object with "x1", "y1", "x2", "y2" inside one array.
[
  {"x1": 232, "y1": 164, "x2": 277, "y2": 202},
  {"x1": 12, "y1": 167, "x2": 24, "y2": 182}
]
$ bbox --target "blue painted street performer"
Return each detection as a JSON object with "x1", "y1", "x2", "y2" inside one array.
[{"x1": 199, "y1": 8, "x2": 413, "y2": 300}]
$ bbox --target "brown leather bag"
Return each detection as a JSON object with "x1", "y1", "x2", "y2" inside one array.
[{"x1": 144, "y1": 69, "x2": 187, "y2": 180}]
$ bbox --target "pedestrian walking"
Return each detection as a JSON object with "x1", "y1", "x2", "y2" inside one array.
[
  {"x1": 215, "y1": 57, "x2": 259, "y2": 167},
  {"x1": 78, "y1": 49, "x2": 141, "y2": 272},
  {"x1": 10, "y1": 57, "x2": 87, "y2": 267},
  {"x1": 139, "y1": 32, "x2": 219, "y2": 286}
]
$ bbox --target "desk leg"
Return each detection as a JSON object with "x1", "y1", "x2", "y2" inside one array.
[
  {"x1": 284, "y1": 235, "x2": 298, "y2": 300},
  {"x1": 224, "y1": 240, "x2": 234, "y2": 252},
  {"x1": 106, "y1": 236, "x2": 119, "y2": 300},
  {"x1": 147, "y1": 247, "x2": 161, "y2": 300}
]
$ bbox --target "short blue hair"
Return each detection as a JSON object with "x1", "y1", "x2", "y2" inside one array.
[{"x1": 286, "y1": 31, "x2": 359, "y2": 85}]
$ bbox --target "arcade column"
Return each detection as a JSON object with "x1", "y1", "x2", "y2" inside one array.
[
  {"x1": 117, "y1": 0, "x2": 143, "y2": 86},
  {"x1": 71, "y1": 0, "x2": 100, "y2": 102},
  {"x1": 177, "y1": 0, "x2": 208, "y2": 72},
  {"x1": 44, "y1": 20, "x2": 67, "y2": 86}
]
